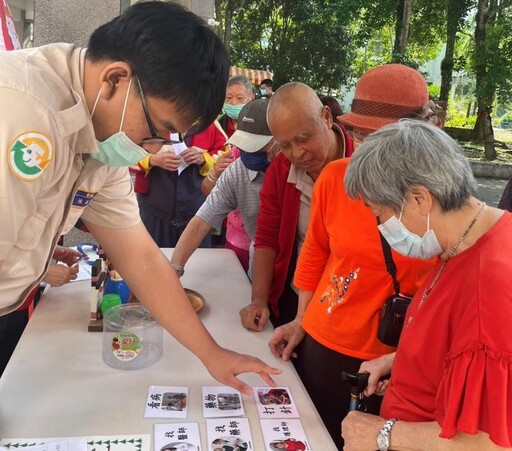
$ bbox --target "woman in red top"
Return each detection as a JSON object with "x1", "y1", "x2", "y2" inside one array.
[{"x1": 342, "y1": 120, "x2": 512, "y2": 450}]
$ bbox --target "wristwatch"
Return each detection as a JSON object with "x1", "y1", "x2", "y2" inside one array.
[{"x1": 376, "y1": 418, "x2": 398, "y2": 451}]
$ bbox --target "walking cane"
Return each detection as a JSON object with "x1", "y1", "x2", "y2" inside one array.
[{"x1": 341, "y1": 371, "x2": 370, "y2": 412}]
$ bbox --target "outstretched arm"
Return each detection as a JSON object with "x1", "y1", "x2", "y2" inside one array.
[
  {"x1": 239, "y1": 247, "x2": 276, "y2": 331},
  {"x1": 267, "y1": 290, "x2": 313, "y2": 361},
  {"x1": 171, "y1": 216, "x2": 212, "y2": 276},
  {"x1": 85, "y1": 220, "x2": 281, "y2": 394}
]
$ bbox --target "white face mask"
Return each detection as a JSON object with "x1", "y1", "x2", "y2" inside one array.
[
  {"x1": 378, "y1": 205, "x2": 443, "y2": 259},
  {"x1": 90, "y1": 77, "x2": 150, "y2": 167}
]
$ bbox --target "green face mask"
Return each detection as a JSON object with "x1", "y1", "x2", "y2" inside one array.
[
  {"x1": 223, "y1": 103, "x2": 247, "y2": 120},
  {"x1": 90, "y1": 77, "x2": 150, "y2": 167},
  {"x1": 91, "y1": 133, "x2": 149, "y2": 167}
]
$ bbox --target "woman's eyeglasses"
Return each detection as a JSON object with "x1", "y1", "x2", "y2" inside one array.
[{"x1": 346, "y1": 128, "x2": 368, "y2": 144}]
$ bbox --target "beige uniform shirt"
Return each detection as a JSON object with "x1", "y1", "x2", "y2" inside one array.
[{"x1": 0, "y1": 43, "x2": 140, "y2": 314}]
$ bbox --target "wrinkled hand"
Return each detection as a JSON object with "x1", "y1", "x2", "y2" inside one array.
[
  {"x1": 203, "y1": 347, "x2": 281, "y2": 396},
  {"x1": 181, "y1": 146, "x2": 206, "y2": 166},
  {"x1": 149, "y1": 151, "x2": 181, "y2": 171},
  {"x1": 342, "y1": 411, "x2": 385, "y2": 451},
  {"x1": 52, "y1": 246, "x2": 82, "y2": 266},
  {"x1": 43, "y1": 264, "x2": 79, "y2": 287},
  {"x1": 359, "y1": 352, "x2": 395, "y2": 397},
  {"x1": 268, "y1": 319, "x2": 305, "y2": 361},
  {"x1": 239, "y1": 299, "x2": 270, "y2": 332},
  {"x1": 211, "y1": 150, "x2": 235, "y2": 178}
]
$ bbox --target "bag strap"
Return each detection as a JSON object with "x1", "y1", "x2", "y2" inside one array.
[{"x1": 377, "y1": 219, "x2": 401, "y2": 296}]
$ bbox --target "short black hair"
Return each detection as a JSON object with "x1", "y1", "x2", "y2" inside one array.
[
  {"x1": 261, "y1": 79, "x2": 273, "y2": 88},
  {"x1": 318, "y1": 95, "x2": 343, "y2": 118},
  {"x1": 86, "y1": 1, "x2": 230, "y2": 132}
]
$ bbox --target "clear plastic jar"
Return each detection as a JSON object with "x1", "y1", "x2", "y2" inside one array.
[{"x1": 102, "y1": 304, "x2": 162, "y2": 370}]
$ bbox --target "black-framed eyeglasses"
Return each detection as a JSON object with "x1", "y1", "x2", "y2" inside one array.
[{"x1": 134, "y1": 75, "x2": 182, "y2": 146}]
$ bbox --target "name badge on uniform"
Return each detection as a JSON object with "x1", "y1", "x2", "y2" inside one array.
[{"x1": 72, "y1": 190, "x2": 97, "y2": 208}]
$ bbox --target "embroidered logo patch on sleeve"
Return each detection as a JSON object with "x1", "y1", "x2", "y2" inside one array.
[{"x1": 8, "y1": 131, "x2": 54, "y2": 181}]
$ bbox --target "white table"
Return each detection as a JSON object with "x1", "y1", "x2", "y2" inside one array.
[{"x1": 0, "y1": 249, "x2": 336, "y2": 450}]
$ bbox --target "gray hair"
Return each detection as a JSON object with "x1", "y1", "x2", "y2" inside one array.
[
  {"x1": 227, "y1": 75, "x2": 253, "y2": 96},
  {"x1": 345, "y1": 120, "x2": 477, "y2": 212}
]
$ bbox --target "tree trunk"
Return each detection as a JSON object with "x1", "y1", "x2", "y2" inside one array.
[
  {"x1": 472, "y1": 101, "x2": 478, "y2": 116},
  {"x1": 392, "y1": 0, "x2": 413, "y2": 59},
  {"x1": 393, "y1": 0, "x2": 404, "y2": 56},
  {"x1": 474, "y1": 0, "x2": 497, "y2": 160},
  {"x1": 474, "y1": 109, "x2": 497, "y2": 160},
  {"x1": 466, "y1": 101, "x2": 472, "y2": 118},
  {"x1": 440, "y1": 0, "x2": 464, "y2": 105},
  {"x1": 399, "y1": 0, "x2": 413, "y2": 54},
  {"x1": 214, "y1": 0, "x2": 223, "y2": 36},
  {"x1": 440, "y1": 40, "x2": 456, "y2": 106},
  {"x1": 222, "y1": 0, "x2": 236, "y2": 50}
]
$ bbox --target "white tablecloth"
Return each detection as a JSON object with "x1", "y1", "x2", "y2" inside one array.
[{"x1": 0, "y1": 249, "x2": 335, "y2": 450}]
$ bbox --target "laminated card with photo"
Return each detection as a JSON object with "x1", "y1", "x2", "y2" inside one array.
[
  {"x1": 144, "y1": 385, "x2": 189, "y2": 419},
  {"x1": 252, "y1": 387, "x2": 299, "y2": 419},
  {"x1": 206, "y1": 418, "x2": 253, "y2": 451},
  {"x1": 153, "y1": 423, "x2": 201, "y2": 451},
  {"x1": 260, "y1": 419, "x2": 310, "y2": 451},
  {"x1": 202, "y1": 386, "x2": 245, "y2": 418}
]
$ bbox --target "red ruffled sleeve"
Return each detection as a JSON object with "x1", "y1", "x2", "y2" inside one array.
[{"x1": 435, "y1": 342, "x2": 512, "y2": 447}]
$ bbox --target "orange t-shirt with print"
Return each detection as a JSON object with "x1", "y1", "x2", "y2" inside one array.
[{"x1": 295, "y1": 158, "x2": 437, "y2": 360}]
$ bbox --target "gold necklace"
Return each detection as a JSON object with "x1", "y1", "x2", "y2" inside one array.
[{"x1": 408, "y1": 202, "x2": 486, "y2": 324}]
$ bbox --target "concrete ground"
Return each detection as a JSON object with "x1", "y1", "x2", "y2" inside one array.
[
  {"x1": 63, "y1": 226, "x2": 96, "y2": 248},
  {"x1": 475, "y1": 177, "x2": 508, "y2": 207},
  {"x1": 63, "y1": 177, "x2": 509, "y2": 248}
]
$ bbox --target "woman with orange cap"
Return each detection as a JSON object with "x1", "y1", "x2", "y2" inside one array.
[{"x1": 268, "y1": 64, "x2": 440, "y2": 450}]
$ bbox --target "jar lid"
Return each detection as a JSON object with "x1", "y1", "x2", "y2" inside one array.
[{"x1": 103, "y1": 304, "x2": 159, "y2": 330}]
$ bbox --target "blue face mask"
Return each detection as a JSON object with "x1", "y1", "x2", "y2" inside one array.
[
  {"x1": 90, "y1": 77, "x2": 150, "y2": 167},
  {"x1": 378, "y1": 206, "x2": 443, "y2": 259},
  {"x1": 240, "y1": 150, "x2": 270, "y2": 172},
  {"x1": 223, "y1": 103, "x2": 247, "y2": 120},
  {"x1": 260, "y1": 88, "x2": 268, "y2": 96}
]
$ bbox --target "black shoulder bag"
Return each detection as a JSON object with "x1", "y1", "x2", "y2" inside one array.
[{"x1": 377, "y1": 230, "x2": 412, "y2": 347}]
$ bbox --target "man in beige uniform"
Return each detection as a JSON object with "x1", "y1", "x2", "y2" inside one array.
[{"x1": 0, "y1": 1, "x2": 279, "y2": 393}]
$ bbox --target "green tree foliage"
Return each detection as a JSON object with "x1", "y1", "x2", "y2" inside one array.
[
  {"x1": 214, "y1": 0, "x2": 512, "y2": 160},
  {"x1": 346, "y1": 0, "x2": 444, "y2": 76},
  {"x1": 481, "y1": 6, "x2": 512, "y2": 105},
  {"x1": 215, "y1": 0, "x2": 353, "y2": 92}
]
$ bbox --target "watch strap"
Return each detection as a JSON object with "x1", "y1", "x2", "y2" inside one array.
[
  {"x1": 377, "y1": 418, "x2": 398, "y2": 451},
  {"x1": 171, "y1": 263, "x2": 185, "y2": 276}
]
